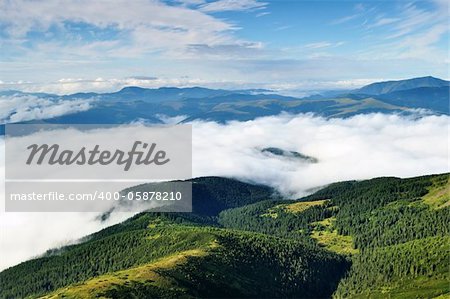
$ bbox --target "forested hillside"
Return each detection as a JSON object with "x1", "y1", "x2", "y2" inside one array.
[{"x1": 0, "y1": 174, "x2": 448, "y2": 298}]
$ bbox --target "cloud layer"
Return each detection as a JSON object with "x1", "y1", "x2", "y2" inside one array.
[
  {"x1": 0, "y1": 112, "x2": 448, "y2": 271},
  {"x1": 191, "y1": 113, "x2": 449, "y2": 196},
  {"x1": 0, "y1": 94, "x2": 92, "y2": 123}
]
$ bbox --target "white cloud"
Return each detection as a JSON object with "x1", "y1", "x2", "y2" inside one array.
[
  {"x1": 328, "y1": 1, "x2": 448, "y2": 65},
  {"x1": 360, "y1": 21, "x2": 448, "y2": 63},
  {"x1": 174, "y1": 0, "x2": 207, "y2": 6},
  {"x1": 0, "y1": 76, "x2": 384, "y2": 95},
  {"x1": 0, "y1": 0, "x2": 261, "y2": 61},
  {"x1": 0, "y1": 94, "x2": 93, "y2": 123},
  {"x1": 367, "y1": 17, "x2": 400, "y2": 28},
  {"x1": 0, "y1": 77, "x2": 231, "y2": 94},
  {"x1": 385, "y1": 2, "x2": 439, "y2": 40},
  {"x1": 0, "y1": 195, "x2": 135, "y2": 273},
  {"x1": 191, "y1": 113, "x2": 449, "y2": 196},
  {"x1": 0, "y1": 0, "x2": 231, "y2": 38},
  {"x1": 263, "y1": 78, "x2": 385, "y2": 96},
  {"x1": 256, "y1": 11, "x2": 270, "y2": 17},
  {"x1": 0, "y1": 0, "x2": 447, "y2": 88},
  {"x1": 199, "y1": 0, "x2": 267, "y2": 13},
  {"x1": 303, "y1": 41, "x2": 344, "y2": 50},
  {"x1": 330, "y1": 3, "x2": 371, "y2": 25},
  {"x1": 394, "y1": 23, "x2": 449, "y2": 59},
  {"x1": 157, "y1": 114, "x2": 189, "y2": 124},
  {"x1": 331, "y1": 13, "x2": 361, "y2": 25},
  {"x1": 0, "y1": 112, "x2": 448, "y2": 271},
  {"x1": 360, "y1": 1, "x2": 448, "y2": 63}
]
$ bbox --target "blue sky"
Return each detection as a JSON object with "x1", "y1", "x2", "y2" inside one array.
[{"x1": 0, "y1": 0, "x2": 448, "y2": 94}]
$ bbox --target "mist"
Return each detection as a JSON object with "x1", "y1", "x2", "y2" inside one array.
[
  {"x1": 191, "y1": 112, "x2": 449, "y2": 197},
  {"x1": 0, "y1": 112, "x2": 448, "y2": 271},
  {"x1": 0, "y1": 94, "x2": 92, "y2": 123}
]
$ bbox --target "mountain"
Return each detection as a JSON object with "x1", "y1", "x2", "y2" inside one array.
[
  {"x1": 355, "y1": 76, "x2": 449, "y2": 95},
  {"x1": 378, "y1": 86, "x2": 450, "y2": 114},
  {"x1": 36, "y1": 96, "x2": 408, "y2": 125},
  {"x1": 105, "y1": 86, "x2": 235, "y2": 102},
  {"x1": 0, "y1": 173, "x2": 448, "y2": 298},
  {"x1": 121, "y1": 176, "x2": 279, "y2": 217},
  {"x1": 1, "y1": 76, "x2": 449, "y2": 129}
]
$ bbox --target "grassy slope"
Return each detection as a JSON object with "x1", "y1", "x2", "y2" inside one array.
[
  {"x1": 310, "y1": 217, "x2": 359, "y2": 255},
  {"x1": 283, "y1": 199, "x2": 327, "y2": 213},
  {"x1": 260, "y1": 199, "x2": 326, "y2": 218},
  {"x1": 422, "y1": 175, "x2": 450, "y2": 208},
  {"x1": 281, "y1": 201, "x2": 358, "y2": 255},
  {"x1": 260, "y1": 200, "x2": 358, "y2": 255},
  {"x1": 330, "y1": 98, "x2": 406, "y2": 117}
]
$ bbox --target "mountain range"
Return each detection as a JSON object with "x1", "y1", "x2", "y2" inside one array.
[
  {"x1": 0, "y1": 173, "x2": 448, "y2": 298},
  {"x1": 355, "y1": 76, "x2": 449, "y2": 95},
  {"x1": 1, "y1": 76, "x2": 448, "y2": 128}
]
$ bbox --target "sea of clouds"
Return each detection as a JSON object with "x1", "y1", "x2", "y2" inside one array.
[
  {"x1": 0, "y1": 94, "x2": 92, "y2": 123},
  {"x1": 0, "y1": 112, "x2": 449, "y2": 271}
]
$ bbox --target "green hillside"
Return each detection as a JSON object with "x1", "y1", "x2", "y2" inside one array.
[
  {"x1": 0, "y1": 174, "x2": 449, "y2": 299},
  {"x1": 121, "y1": 176, "x2": 278, "y2": 217},
  {"x1": 0, "y1": 219, "x2": 347, "y2": 299}
]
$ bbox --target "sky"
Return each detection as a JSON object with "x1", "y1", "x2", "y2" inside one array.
[{"x1": 0, "y1": 0, "x2": 449, "y2": 94}]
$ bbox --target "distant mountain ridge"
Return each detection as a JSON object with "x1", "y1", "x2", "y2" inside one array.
[
  {"x1": 354, "y1": 76, "x2": 449, "y2": 95},
  {"x1": 1, "y1": 76, "x2": 448, "y2": 127},
  {"x1": 377, "y1": 86, "x2": 450, "y2": 113},
  {"x1": 2, "y1": 76, "x2": 447, "y2": 100}
]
